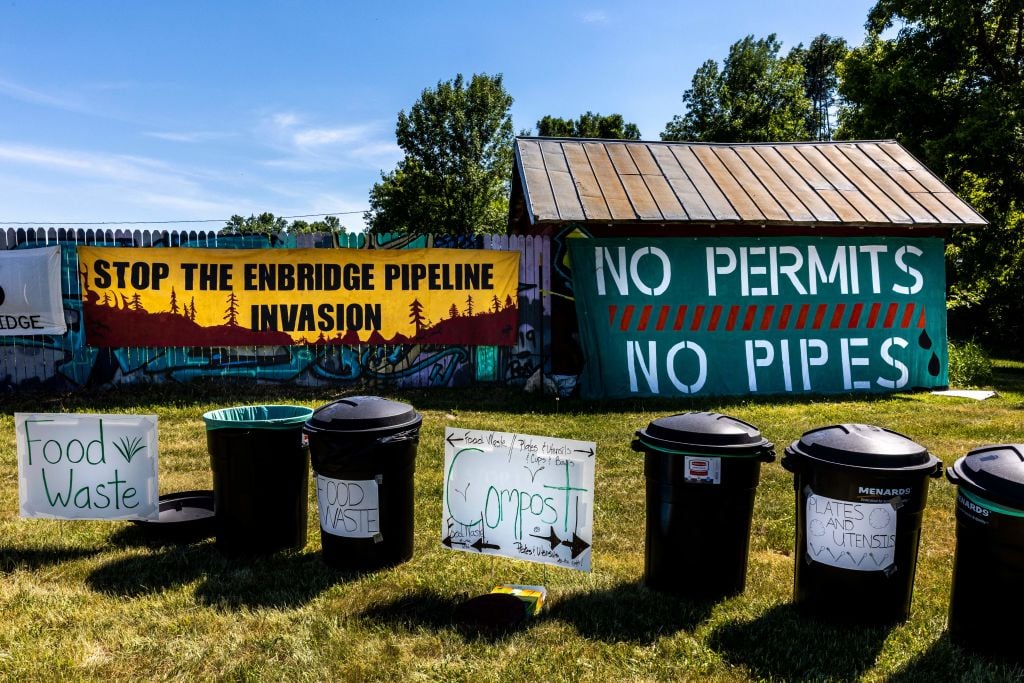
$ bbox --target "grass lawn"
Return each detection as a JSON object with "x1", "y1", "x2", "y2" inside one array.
[{"x1": 2, "y1": 364, "x2": 1024, "y2": 681}]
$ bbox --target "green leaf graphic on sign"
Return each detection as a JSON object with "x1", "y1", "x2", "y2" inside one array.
[{"x1": 113, "y1": 436, "x2": 145, "y2": 463}]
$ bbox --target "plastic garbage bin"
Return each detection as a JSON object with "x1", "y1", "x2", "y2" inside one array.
[
  {"x1": 204, "y1": 404, "x2": 314, "y2": 556},
  {"x1": 781, "y1": 424, "x2": 941, "y2": 623},
  {"x1": 946, "y1": 444, "x2": 1024, "y2": 661},
  {"x1": 304, "y1": 396, "x2": 421, "y2": 570},
  {"x1": 632, "y1": 411, "x2": 775, "y2": 599}
]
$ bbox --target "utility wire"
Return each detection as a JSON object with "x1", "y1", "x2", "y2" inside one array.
[{"x1": 0, "y1": 210, "x2": 368, "y2": 227}]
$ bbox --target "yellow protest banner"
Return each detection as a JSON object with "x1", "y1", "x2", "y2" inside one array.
[{"x1": 77, "y1": 247, "x2": 520, "y2": 347}]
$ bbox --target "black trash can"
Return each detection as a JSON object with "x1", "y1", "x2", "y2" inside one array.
[
  {"x1": 781, "y1": 424, "x2": 941, "y2": 623},
  {"x1": 204, "y1": 404, "x2": 314, "y2": 556},
  {"x1": 632, "y1": 411, "x2": 775, "y2": 599},
  {"x1": 304, "y1": 396, "x2": 421, "y2": 570},
  {"x1": 946, "y1": 444, "x2": 1024, "y2": 661}
]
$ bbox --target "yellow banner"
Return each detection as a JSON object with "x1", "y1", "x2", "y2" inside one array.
[{"x1": 77, "y1": 247, "x2": 520, "y2": 347}]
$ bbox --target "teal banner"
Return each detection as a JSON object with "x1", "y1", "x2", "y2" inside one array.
[{"x1": 568, "y1": 237, "x2": 947, "y2": 399}]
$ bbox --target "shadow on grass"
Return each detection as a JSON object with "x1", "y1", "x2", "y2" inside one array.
[
  {"x1": 889, "y1": 633, "x2": 1024, "y2": 681},
  {"x1": 360, "y1": 589, "x2": 546, "y2": 642},
  {"x1": 86, "y1": 544, "x2": 360, "y2": 609},
  {"x1": 707, "y1": 604, "x2": 892, "y2": 681},
  {"x1": 547, "y1": 582, "x2": 715, "y2": 644},
  {"x1": 0, "y1": 546, "x2": 100, "y2": 572}
]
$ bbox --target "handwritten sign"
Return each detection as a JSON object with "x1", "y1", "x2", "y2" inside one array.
[
  {"x1": 442, "y1": 427, "x2": 595, "y2": 571},
  {"x1": 315, "y1": 474, "x2": 381, "y2": 539},
  {"x1": 805, "y1": 491, "x2": 896, "y2": 571},
  {"x1": 16, "y1": 413, "x2": 159, "y2": 521}
]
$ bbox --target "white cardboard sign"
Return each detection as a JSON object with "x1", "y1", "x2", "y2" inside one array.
[
  {"x1": 805, "y1": 491, "x2": 897, "y2": 571},
  {"x1": 0, "y1": 246, "x2": 67, "y2": 336},
  {"x1": 16, "y1": 413, "x2": 159, "y2": 520},
  {"x1": 442, "y1": 427, "x2": 596, "y2": 571},
  {"x1": 315, "y1": 474, "x2": 381, "y2": 539}
]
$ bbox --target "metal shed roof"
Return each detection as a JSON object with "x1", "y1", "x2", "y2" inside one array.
[{"x1": 511, "y1": 138, "x2": 987, "y2": 230}]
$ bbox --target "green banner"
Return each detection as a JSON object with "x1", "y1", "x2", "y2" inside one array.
[{"x1": 568, "y1": 237, "x2": 947, "y2": 399}]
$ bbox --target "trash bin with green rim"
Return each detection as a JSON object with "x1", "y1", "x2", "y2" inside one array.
[
  {"x1": 304, "y1": 396, "x2": 422, "y2": 570},
  {"x1": 204, "y1": 404, "x2": 314, "y2": 556},
  {"x1": 781, "y1": 424, "x2": 941, "y2": 624},
  {"x1": 946, "y1": 444, "x2": 1024, "y2": 661},
  {"x1": 631, "y1": 411, "x2": 775, "y2": 599}
]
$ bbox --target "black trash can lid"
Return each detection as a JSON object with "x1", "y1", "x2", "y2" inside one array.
[
  {"x1": 634, "y1": 411, "x2": 773, "y2": 456},
  {"x1": 948, "y1": 444, "x2": 1024, "y2": 511},
  {"x1": 304, "y1": 396, "x2": 421, "y2": 435},
  {"x1": 785, "y1": 424, "x2": 938, "y2": 472}
]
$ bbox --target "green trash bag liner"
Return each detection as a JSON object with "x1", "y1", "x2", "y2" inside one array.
[{"x1": 203, "y1": 404, "x2": 313, "y2": 430}]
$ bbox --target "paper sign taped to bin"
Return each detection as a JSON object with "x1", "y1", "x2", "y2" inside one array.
[
  {"x1": 442, "y1": 427, "x2": 595, "y2": 571},
  {"x1": 16, "y1": 413, "x2": 159, "y2": 521},
  {"x1": 805, "y1": 491, "x2": 896, "y2": 571}
]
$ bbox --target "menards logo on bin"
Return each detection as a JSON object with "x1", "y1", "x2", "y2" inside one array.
[{"x1": 569, "y1": 236, "x2": 948, "y2": 399}]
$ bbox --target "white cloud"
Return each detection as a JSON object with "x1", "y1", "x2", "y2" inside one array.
[
  {"x1": 257, "y1": 111, "x2": 401, "y2": 171},
  {"x1": 581, "y1": 10, "x2": 609, "y2": 24},
  {"x1": 144, "y1": 131, "x2": 233, "y2": 143},
  {"x1": 0, "y1": 76, "x2": 84, "y2": 111}
]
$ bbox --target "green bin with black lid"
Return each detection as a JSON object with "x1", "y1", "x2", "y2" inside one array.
[
  {"x1": 304, "y1": 396, "x2": 422, "y2": 570},
  {"x1": 632, "y1": 411, "x2": 775, "y2": 599},
  {"x1": 946, "y1": 444, "x2": 1024, "y2": 661},
  {"x1": 781, "y1": 424, "x2": 941, "y2": 623}
]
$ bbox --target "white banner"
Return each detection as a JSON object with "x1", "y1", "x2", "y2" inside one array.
[
  {"x1": 17, "y1": 413, "x2": 159, "y2": 521},
  {"x1": 442, "y1": 428, "x2": 596, "y2": 571},
  {"x1": 0, "y1": 246, "x2": 67, "y2": 336}
]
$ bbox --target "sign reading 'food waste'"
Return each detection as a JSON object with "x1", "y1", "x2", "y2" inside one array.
[
  {"x1": 442, "y1": 427, "x2": 596, "y2": 571},
  {"x1": 16, "y1": 413, "x2": 159, "y2": 521}
]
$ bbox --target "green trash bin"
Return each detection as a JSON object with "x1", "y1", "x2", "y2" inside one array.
[{"x1": 203, "y1": 404, "x2": 314, "y2": 556}]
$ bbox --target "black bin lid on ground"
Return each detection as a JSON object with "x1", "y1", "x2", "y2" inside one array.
[
  {"x1": 785, "y1": 424, "x2": 939, "y2": 474},
  {"x1": 132, "y1": 490, "x2": 215, "y2": 542},
  {"x1": 304, "y1": 396, "x2": 421, "y2": 435},
  {"x1": 948, "y1": 444, "x2": 1024, "y2": 510},
  {"x1": 633, "y1": 411, "x2": 773, "y2": 457}
]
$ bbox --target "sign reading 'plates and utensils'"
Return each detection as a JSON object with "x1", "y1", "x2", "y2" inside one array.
[
  {"x1": 442, "y1": 427, "x2": 596, "y2": 571},
  {"x1": 16, "y1": 413, "x2": 159, "y2": 521}
]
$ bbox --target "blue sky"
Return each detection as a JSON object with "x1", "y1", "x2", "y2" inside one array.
[{"x1": 0, "y1": 1, "x2": 876, "y2": 233}]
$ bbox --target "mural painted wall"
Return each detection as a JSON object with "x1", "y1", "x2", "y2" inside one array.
[{"x1": 0, "y1": 228, "x2": 551, "y2": 391}]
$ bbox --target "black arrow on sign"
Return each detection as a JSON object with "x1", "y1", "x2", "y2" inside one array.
[
  {"x1": 446, "y1": 433, "x2": 464, "y2": 448},
  {"x1": 529, "y1": 526, "x2": 563, "y2": 550},
  {"x1": 574, "y1": 447, "x2": 595, "y2": 458},
  {"x1": 471, "y1": 537, "x2": 500, "y2": 552},
  {"x1": 560, "y1": 532, "x2": 591, "y2": 559},
  {"x1": 442, "y1": 535, "x2": 470, "y2": 548}
]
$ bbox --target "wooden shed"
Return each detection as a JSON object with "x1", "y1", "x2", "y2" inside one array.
[{"x1": 507, "y1": 137, "x2": 987, "y2": 394}]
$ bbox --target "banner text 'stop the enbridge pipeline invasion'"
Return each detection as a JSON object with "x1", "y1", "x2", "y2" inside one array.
[{"x1": 77, "y1": 247, "x2": 520, "y2": 347}]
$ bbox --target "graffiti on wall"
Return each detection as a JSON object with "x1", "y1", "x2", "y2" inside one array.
[{"x1": 0, "y1": 228, "x2": 550, "y2": 391}]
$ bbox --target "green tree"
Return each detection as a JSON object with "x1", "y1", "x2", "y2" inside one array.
[
  {"x1": 839, "y1": 0, "x2": 1024, "y2": 348},
  {"x1": 220, "y1": 212, "x2": 288, "y2": 236},
  {"x1": 220, "y1": 213, "x2": 346, "y2": 236},
  {"x1": 366, "y1": 73, "x2": 515, "y2": 236},
  {"x1": 662, "y1": 34, "x2": 814, "y2": 142},
  {"x1": 536, "y1": 112, "x2": 641, "y2": 139},
  {"x1": 789, "y1": 34, "x2": 848, "y2": 140}
]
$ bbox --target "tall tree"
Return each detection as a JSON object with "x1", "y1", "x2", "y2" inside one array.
[
  {"x1": 366, "y1": 73, "x2": 515, "y2": 236},
  {"x1": 662, "y1": 34, "x2": 814, "y2": 142},
  {"x1": 789, "y1": 34, "x2": 848, "y2": 140},
  {"x1": 536, "y1": 112, "x2": 641, "y2": 139},
  {"x1": 220, "y1": 213, "x2": 346, "y2": 236},
  {"x1": 839, "y1": 0, "x2": 1024, "y2": 347}
]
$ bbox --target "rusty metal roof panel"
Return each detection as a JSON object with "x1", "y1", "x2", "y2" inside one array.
[{"x1": 513, "y1": 138, "x2": 988, "y2": 229}]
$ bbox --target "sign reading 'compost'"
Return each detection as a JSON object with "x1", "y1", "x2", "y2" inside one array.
[
  {"x1": 16, "y1": 413, "x2": 159, "y2": 521},
  {"x1": 569, "y1": 236, "x2": 948, "y2": 398},
  {"x1": 442, "y1": 427, "x2": 596, "y2": 571}
]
